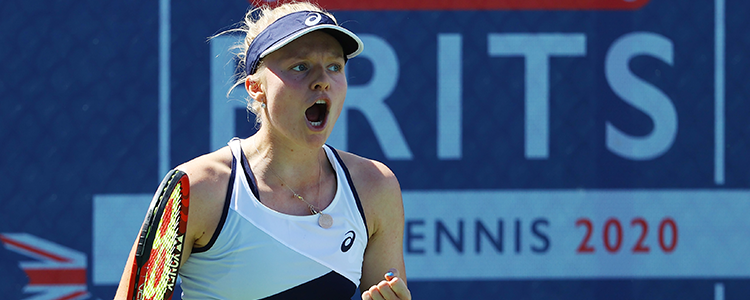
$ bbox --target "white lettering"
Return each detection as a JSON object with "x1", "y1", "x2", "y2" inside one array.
[
  {"x1": 605, "y1": 32, "x2": 676, "y2": 160},
  {"x1": 438, "y1": 34, "x2": 463, "y2": 160},
  {"x1": 330, "y1": 34, "x2": 413, "y2": 159},
  {"x1": 488, "y1": 33, "x2": 586, "y2": 159}
]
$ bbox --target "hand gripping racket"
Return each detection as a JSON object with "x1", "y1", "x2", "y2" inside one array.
[{"x1": 127, "y1": 169, "x2": 190, "y2": 300}]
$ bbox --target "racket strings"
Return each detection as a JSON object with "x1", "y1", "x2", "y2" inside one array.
[{"x1": 142, "y1": 183, "x2": 183, "y2": 300}]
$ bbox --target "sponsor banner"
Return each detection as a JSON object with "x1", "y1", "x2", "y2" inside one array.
[
  {"x1": 4, "y1": 0, "x2": 749, "y2": 298},
  {"x1": 92, "y1": 191, "x2": 750, "y2": 284},
  {"x1": 403, "y1": 190, "x2": 750, "y2": 279}
]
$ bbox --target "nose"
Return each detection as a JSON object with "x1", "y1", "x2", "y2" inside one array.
[{"x1": 310, "y1": 66, "x2": 331, "y2": 91}]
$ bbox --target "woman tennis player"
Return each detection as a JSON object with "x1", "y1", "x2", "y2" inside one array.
[{"x1": 115, "y1": 1, "x2": 411, "y2": 299}]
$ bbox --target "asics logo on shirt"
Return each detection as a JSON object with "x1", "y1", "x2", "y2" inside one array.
[{"x1": 341, "y1": 230, "x2": 355, "y2": 252}]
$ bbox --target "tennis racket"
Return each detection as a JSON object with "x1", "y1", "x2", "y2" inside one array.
[{"x1": 127, "y1": 169, "x2": 190, "y2": 300}]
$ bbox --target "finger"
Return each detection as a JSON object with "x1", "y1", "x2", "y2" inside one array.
[
  {"x1": 368, "y1": 285, "x2": 386, "y2": 300},
  {"x1": 361, "y1": 290, "x2": 373, "y2": 300},
  {"x1": 387, "y1": 277, "x2": 411, "y2": 300},
  {"x1": 377, "y1": 280, "x2": 398, "y2": 299}
]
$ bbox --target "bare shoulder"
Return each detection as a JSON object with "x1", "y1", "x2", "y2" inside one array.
[
  {"x1": 177, "y1": 147, "x2": 233, "y2": 196},
  {"x1": 334, "y1": 150, "x2": 401, "y2": 200},
  {"x1": 175, "y1": 146, "x2": 234, "y2": 248},
  {"x1": 333, "y1": 149, "x2": 403, "y2": 236}
]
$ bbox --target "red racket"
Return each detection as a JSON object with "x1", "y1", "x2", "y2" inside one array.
[{"x1": 127, "y1": 169, "x2": 190, "y2": 300}]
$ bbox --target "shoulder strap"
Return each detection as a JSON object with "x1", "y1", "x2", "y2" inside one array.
[{"x1": 323, "y1": 145, "x2": 369, "y2": 238}]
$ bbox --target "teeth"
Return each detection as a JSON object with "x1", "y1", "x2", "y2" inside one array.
[{"x1": 310, "y1": 100, "x2": 326, "y2": 127}]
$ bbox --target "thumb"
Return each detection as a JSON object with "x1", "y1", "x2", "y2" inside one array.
[{"x1": 384, "y1": 268, "x2": 400, "y2": 281}]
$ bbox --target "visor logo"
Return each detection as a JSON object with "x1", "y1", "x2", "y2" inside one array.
[{"x1": 305, "y1": 13, "x2": 322, "y2": 26}]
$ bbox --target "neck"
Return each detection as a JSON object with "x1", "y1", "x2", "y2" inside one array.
[{"x1": 243, "y1": 132, "x2": 326, "y2": 189}]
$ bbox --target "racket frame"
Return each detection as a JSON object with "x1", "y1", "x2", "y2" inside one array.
[{"x1": 127, "y1": 169, "x2": 190, "y2": 300}]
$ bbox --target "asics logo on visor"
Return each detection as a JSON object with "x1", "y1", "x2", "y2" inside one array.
[{"x1": 305, "y1": 13, "x2": 322, "y2": 26}]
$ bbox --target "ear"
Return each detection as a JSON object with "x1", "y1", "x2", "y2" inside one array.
[{"x1": 246, "y1": 77, "x2": 265, "y2": 103}]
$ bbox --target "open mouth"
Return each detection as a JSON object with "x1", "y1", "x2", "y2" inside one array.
[{"x1": 305, "y1": 99, "x2": 328, "y2": 128}]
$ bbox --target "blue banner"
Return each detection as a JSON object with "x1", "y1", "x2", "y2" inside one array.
[{"x1": 1, "y1": 0, "x2": 749, "y2": 299}]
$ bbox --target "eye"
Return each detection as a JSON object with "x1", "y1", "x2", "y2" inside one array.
[
  {"x1": 327, "y1": 63, "x2": 343, "y2": 72},
  {"x1": 291, "y1": 63, "x2": 308, "y2": 72}
]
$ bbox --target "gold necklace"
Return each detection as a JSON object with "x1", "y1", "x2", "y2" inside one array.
[{"x1": 255, "y1": 146, "x2": 333, "y2": 229}]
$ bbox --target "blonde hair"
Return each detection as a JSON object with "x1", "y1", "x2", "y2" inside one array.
[{"x1": 213, "y1": 1, "x2": 335, "y2": 125}]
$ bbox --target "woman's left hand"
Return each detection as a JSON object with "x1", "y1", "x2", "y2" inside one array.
[{"x1": 362, "y1": 268, "x2": 412, "y2": 300}]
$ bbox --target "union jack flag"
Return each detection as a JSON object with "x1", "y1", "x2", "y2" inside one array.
[{"x1": 1, "y1": 233, "x2": 89, "y2": 300}]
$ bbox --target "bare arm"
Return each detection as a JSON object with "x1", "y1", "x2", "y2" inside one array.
[
  {"x1": 342, "y1": 153, "x2": 411, "y2": 300},
  {"x1": 114, "y1": 150, "x2": 231, "y2": 299},
  {"x1": 114, "y1": 231, "x2": 139, "y2": 299},
  {"x1": 360, "y1": 193, "x2": 411, "y2": 300}
]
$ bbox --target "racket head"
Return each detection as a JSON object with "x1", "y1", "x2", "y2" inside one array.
[{"x1": 127, "y1": 169, "x2": 190, "y2": 300}]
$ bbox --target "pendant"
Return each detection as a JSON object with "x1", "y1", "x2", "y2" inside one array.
[{"x1": 318, "y1": 213, "x2": 333, "y2": 229}]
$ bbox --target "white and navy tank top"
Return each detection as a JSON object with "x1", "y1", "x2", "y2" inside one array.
[{"x1": 179, "y1": 138, "x2": 368, "y2": 299}]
